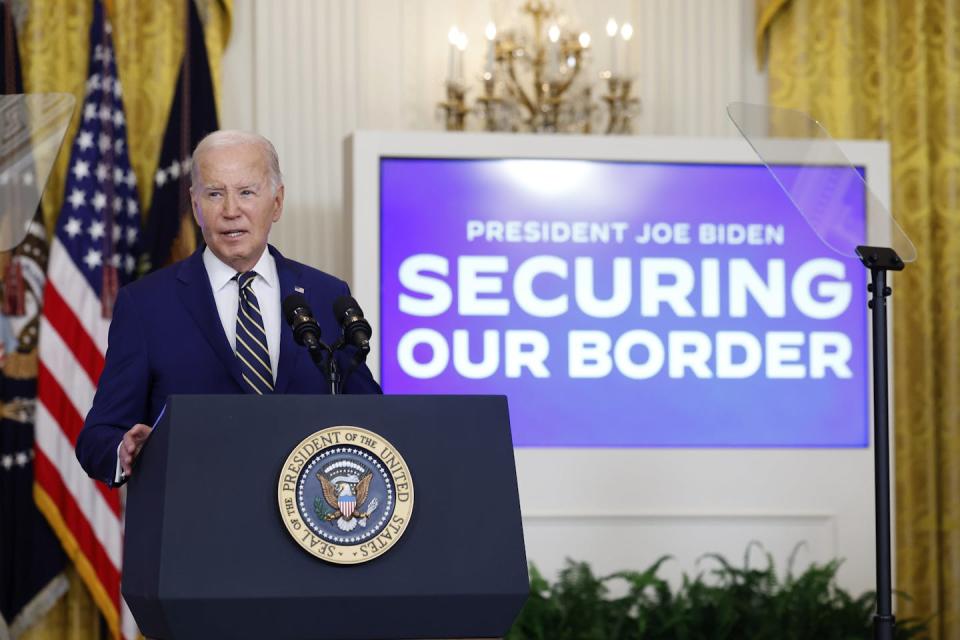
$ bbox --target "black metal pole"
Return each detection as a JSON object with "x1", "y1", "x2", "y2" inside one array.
[
  {"x1": 859, "y1": 245, "x2": 900, "y2": 640},
  {"x1": 868, "y1": 267, "x2": 894, "y2": 640}
]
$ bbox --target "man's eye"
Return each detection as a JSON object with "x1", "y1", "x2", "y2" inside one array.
[
  {"x1": 241, "y1": 190, "x2": 255, "y2": 196},
  {"x1": 208, "y1": 191, "x2": 223, "y2": 198}
]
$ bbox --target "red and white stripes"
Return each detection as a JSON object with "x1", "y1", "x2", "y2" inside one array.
[{"x1": 34, "y1": 238, "x2": 138, "y2": 639}]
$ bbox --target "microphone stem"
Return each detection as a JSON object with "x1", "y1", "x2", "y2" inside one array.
[
  {"x1": 307, "y1": 345, "x2": 340, "y2": 395},
  {"x1": 305, "y1": 340, "x2": 340, "y2": 395},
  {"x1": 327, "y1": 350, "x2": 340, "y2": 395}
]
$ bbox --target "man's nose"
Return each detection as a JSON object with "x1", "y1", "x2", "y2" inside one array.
[{"x1": 223, "y1": 191, "x2": 241, "y2": 217}]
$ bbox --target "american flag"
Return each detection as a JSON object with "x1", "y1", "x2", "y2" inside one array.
[{"x1": 33, "y1": 2, "x2": 140, "y2": 638}]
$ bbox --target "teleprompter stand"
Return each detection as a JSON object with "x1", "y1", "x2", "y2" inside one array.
[
  {"x1": 856, "y1": 246, "x2": 904, "y2": 640},
  {"x1": 727, "y1": 102, "x2": 918, "y2": 640},
  {"x1": 121, "y1": 395, "x2": 529, "y2": 639}
]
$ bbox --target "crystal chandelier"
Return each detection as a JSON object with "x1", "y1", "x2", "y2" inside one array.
[{"x1": 439, "y1": 1, "x2": 639, "y2": 134}]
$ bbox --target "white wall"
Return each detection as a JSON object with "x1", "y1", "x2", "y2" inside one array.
[
  {"x1": 214, "y1": 0, "x2": 894, "y2": 594},
  {"x1": 221, "y1": 0, "x2": 767, "y2": 278}
]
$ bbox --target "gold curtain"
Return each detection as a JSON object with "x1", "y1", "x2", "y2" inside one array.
[
  {"x1": 758, "y1": 0, "x2": 960, "y2": 637},
  {"x1": 13, "y1": 0, "x2": 231, "y2": 637}
]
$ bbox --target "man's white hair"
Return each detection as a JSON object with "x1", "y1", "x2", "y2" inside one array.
[{"x1": 190, "y1": 129, "x2": 283, "y2": 191}]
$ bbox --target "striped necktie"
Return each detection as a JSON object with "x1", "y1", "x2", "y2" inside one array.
[{"x1": 235, "y1": 271, "x2": 274, "y2": 394}]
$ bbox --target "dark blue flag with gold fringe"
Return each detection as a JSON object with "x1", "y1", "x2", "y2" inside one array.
[
  {"x1": 139, "y1": 0, "x2": 220, "y2": 274},
  {"x1": 0, "y1": 1, "x2": 68, "y2": 636}
]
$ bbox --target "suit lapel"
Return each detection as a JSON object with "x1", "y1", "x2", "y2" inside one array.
[
  {"x1": 272, "y1": 246, "x2": 305, "y2": 394},
  {"x1": 177, "y1": 250, "x2": 246, "y2": 390}
]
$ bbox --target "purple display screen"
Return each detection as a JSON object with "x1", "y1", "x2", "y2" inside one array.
[{"x1": 379, "y1": 158, "x2": 868, "y2": 447}]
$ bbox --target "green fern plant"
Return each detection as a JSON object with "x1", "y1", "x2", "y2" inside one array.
[{"x1": 507, "y1": 545, "x2": 931, "y2": 640}]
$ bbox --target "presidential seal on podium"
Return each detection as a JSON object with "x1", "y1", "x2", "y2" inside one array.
[{"x1": 277, "y1": 426, "x2": 414, "y2": 564}]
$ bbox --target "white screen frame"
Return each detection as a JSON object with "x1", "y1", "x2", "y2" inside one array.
[{"x1": 344, "y1": 131, "x2": 894, "y2": 595}]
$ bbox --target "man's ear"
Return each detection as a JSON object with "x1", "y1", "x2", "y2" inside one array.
[
  {"x1": 190, "y1": 191, "x2": 202, "y2": 226},
  {"x1": 272, "y1": 184, "x2": 285, "y2": 223}
]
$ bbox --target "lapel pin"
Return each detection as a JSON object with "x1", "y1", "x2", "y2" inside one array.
[{"x1": 294, "y1": 286, "x2": 304, "y2": 293}]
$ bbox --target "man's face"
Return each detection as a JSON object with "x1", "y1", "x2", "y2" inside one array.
[{"x1": 191, "y1": 143, "x2": 284, "y2": 273}]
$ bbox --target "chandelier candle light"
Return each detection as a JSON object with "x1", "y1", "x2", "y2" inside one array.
[
  {"x1": 601, "y1": 19, "x2": 639, "y2": 134},
  {"x1": 438, "y1": 1, "x2": 640, "y2": 133},
  {"x1": 441, "y1": 26, "x2": 470, "y2": 131}
]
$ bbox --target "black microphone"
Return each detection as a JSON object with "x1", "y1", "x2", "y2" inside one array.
[
  {"x1": 282, "y1": 293, "x2": 322, "y2": 351},
  {"x1": 333, "y1": 295, "x2": 372, "y2": 354}
]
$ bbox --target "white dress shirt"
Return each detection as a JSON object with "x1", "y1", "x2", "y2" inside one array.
[{"x1": 117, "y1": 247, "x2": 282, "y2": 482}]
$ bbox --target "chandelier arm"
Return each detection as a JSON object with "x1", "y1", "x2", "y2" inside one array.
[
  {"x1": 553, "y1": 65, "x2": 582, "y2": 99},
  {"x1": 604, "y1": 98, "x2": 618, "y2": 135},
  {"x1": 504, "y1": 62, "x2": 537, "y2": 123}
]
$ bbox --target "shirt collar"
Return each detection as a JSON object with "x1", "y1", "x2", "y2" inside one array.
[{"x1": 202, "y1": 246, "x2": 278, "y2": 292}]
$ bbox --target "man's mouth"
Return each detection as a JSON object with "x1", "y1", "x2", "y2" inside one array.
[{"x1": 222, "y1": 230, "x2": 247, "y2": 238}]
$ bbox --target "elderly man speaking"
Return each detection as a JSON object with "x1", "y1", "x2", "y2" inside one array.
[{"x1": 76, "y1": 130, "x2": 380, "y2": 487}]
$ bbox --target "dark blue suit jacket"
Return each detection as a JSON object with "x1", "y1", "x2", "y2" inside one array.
[{"x1": 76, "y1": 245, "x2": 381, "y2": 485}]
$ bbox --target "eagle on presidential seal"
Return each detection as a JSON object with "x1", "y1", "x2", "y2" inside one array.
[{"x1": 317, "y1": 464, "x2": 380, "y2": 532}]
